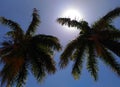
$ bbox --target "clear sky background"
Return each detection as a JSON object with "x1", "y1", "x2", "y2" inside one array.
[{"x1": 0, "y1": 0, "x2": 120, "y2": 87}]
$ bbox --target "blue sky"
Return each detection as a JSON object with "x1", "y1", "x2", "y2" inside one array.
[{"x1": 0, "y1": 0, "x2": 120, "y2": 87}]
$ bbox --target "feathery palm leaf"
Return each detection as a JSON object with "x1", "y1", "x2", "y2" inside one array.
[
  {"x1": 57, "y1": 18, "x2": 90, "y2": 32},
  {"x1": 99, "y1": 46, "x2": 120, "y2": 75},
  {"x1": 101, "y1": 40, "x2": 120, "y2": 56},
  {"x1": 25, "y1": 8, "x2": 40, "y2": 37},
  {"x1": 72, "y1": 40, "x2": 86, "y2": 80},
  {"x1": 0, "y1": 17, "x2": 23, "y2": 42},
  {"x1": 92, "y1": 7, "x2": 120, "y2": 30},
  {"x1": 86, "y1": 41, "x2": 98, "y2": 81},
  {"x1": 31, "y1": 34, "x2": 62, "y2": 51},
  {"x1": 60, "y1": 38, "x2": 78, "y2": 68}
]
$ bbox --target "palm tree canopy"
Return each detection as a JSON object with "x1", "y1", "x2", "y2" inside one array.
[
  {"x1": 0, "y1": 8, "x2": 62, "y2": 87},
  {"x1": 57, "y1": 7, "x2": 120, "y2": 80}
]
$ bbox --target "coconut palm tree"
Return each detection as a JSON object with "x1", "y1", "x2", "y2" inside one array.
[
  {"x1": 57, "y1": 7, "x2": 120, "y2": 80},
  {"x1": 0, "y1": 8, "x2": 61, "y2": 87}
]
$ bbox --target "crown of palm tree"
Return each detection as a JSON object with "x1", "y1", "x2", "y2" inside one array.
[
  {"x1": 57, "y1": 7, "x2": 120, "y2": 80},
  {"x1": 0, "y1": 8, "x2": 62, "y2": 87}
]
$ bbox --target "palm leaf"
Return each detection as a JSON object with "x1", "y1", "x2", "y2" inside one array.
[
  {"x1": 28, "y1": 45, "x2": 56, "y2": 82},
  {"x1": 25, "y1": 8, "x2": 40, "y2": 37},
  {"x1": 101, "y1": 40, "x2": 120, "y2": 57},
  {"x1": 101, "y1": 7, "x2": 120, "y2": 23},
  {"x1": 31, "y1": 34, "x2": 62, "y2": 51},
  {"x1": 28, "y1": 47, "x2": 46, "y2": 82},
  {"x1": 92, "y1": 7, "x2": 120, "y2": 30},
  {"x1": 59, "y1": 38, "x2": 79, "y2": 68},
  {"x1": 106, "y1": 29, "x2": 120, "y2": 40},
  {"x1": 16, "y1": 63, "x2": 28, "y2": 87},
  {"x1": 86, "y1": 41, "x2": 98, "y2": 81},
  {"x1": 36, "y1": 46, "x2": 56, "y2": 74},
  {"x1": 0, "y1": 17, "x2": 23, "y2": 41},
  {"x1": 99, "y1": 47, "x2": 120, "y2": 76},
  {"x1": 0, "y1": 64, "x2": 15, "y2": 87},
  {"x1": 72, "y1": 42, "x2": 86, "y2": 80},
  {"x1": 57, "y1": 18, "x2": 90, "y2": 32},
  {"x1": 57, "y1": 18, "x2": 82, "y2": 28},
  {"x1": 96, "y1": 29, "x2": 120, "y2": 40}
]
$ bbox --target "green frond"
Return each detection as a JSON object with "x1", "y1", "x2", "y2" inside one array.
[
  {"x1": 92, "y1": 7, "x2": 120, "y2": 30},
  {"x1": 59, "y1": 38, "x2": 78, "y2": 68},
  {"x1": 57, "y1": 18, "x2": 90, "y2": 33},
  {"x1": 107, "y1": 24, "x2": 118, "y2": 30},
  {"x1": 86, "y1": 42, "x2": 98, "y2": 81},
  {"x1": 31, "y1": 34, "x2": 62, "y2": 51},
  {"x1": 35, "y1": 46, "x2": 56, "y2": 74},
  {"x1": 0, "y1": 17, "x2": 22, "y2": 31},
  {"x1": 26, "y1": 8, "x2": 40, "y2": 37},
  {"x1": 97, "y1": 30, "x2": 120, "y2": 41},
  {"x1": 101, "y1": 7, "x2": 120, "y2": 22},
  {"x1": 0, "y1": 64, "x2": 15, "y2": 87},
  {"x1": 0, "y1": 46, "x2": 13, "y2": 59},
  {"x1": 31, "y1": 62, "x2": 46, "y2": 82},
  {"x1": 72, "y1": 41, "x2": 86, "y2": 80},
  {"x1": 107, "y1": 29, "x2": 120, "y2": 40},
  {"x1": 99, "y1": 47, "x2": 120, "y2": 76},
  {"x1": 57, "y1": 18, "x2": 71, "y2": 26},
  {"x1": 28, "y1": 47, "x2": 46, "y2": 82},
  {"x1": 29, "y1": 46, "x2": 56, "y2": 82},
  {"x1": 1, "y1": 41, "x2": 12, "y2": 46},
  {"x1": 57, "y1": 18, "x2": 81, "y2": 28},
  {"x1": 15, "y1": 64, "x2": 28, "y2": 87},
  {"x1": 92, "y1": 19, "x2": 110, "y2": 30},
  {"x1": 0, "y1": 17, "x2": 23, "y2": 41},
  {"x1": 101, "y1": 40, "x2": 120, "y2": 57}
]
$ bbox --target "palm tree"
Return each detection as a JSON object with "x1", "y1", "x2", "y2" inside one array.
[
  {"x1": 0, "y1": 8, "x2": 61, "y2": 87},
  {"x1": 57, "y1": 7, "x2": 120, "y2": 80}
]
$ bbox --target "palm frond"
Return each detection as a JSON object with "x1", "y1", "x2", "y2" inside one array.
[
  {"x1": 35, "y1": 46, "x2": 56, "y2": 74},
  {"x1": 0, "y1": 46, "x2": 13, "y2": 60},
  {"x1": 57, "y1": 18, "x2": 90, "y2": 33},
  {"x1": 59, "y1": 38, "x2": 78, "y2": 68},
  {"x1": 72, "y1": 50, "x2": 84, "y2": 79},
  {"x1": 101, "y1": 40, "x2": 120, "y2": 57},
  {"x1": 106, "y1": 29, "x2": 120, "y2": 40},
  {"x1": 29, "y1": 45, "x2": 56, "y2": 82},
  {"x1": 0, "y1": 57, "x2": 25, "y2": 86},
  {"x1": 97, "y1": 28, "x2": 120, "y2": 40},
  {"x1": 57, "y1": 18, "x2": 82, "y2": 28},
  {"x1": 57, "y1": 18, "x2": 71, "y2": 26},
  {"x1": 25, "y1": 8, "x2": 40, "y2": 37},
  {"x1": 16, "y1": 63, "x2": 28, "y2": 87},
  {"x1": 72, "y1": 44, "x2": 86, "y2": 80},
  {"x1": 99, "y1": 47, "x2": 120, "y2": 76},
  {"x1": 1, "y1": 41, "x2": 12, "y2": 46},
  {"x1": 92, "y1": 7, "x2": 120, "y2": 30},
  {"x1": 101, "y1": 7, "x2": 120, "y2": 23},
  {"x1": 86, "y1": 41, "x2": 98, "y2": 81},
  {"x1": 0, "y1": 17, "x2": 23, "y2": 41},
  {"x1": 28, "y1": 47, "x2": 46, "y2": 82},
  {"x1": 31, "y1": 61, "x2": 46, "y2": 82},
  {"x1": 31, "y1": 34, "x2": 62, "y2": 51},
  {"x1": 0, "y1": 64, "x2": 15, "y2": 87}
]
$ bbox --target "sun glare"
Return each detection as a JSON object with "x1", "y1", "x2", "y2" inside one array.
[
  {"x1": 61, "y1": 8, "x2": 83, "y2": 32},
  {"x1": 62, "y1": 8, "x2": 83, "y2": 20}
]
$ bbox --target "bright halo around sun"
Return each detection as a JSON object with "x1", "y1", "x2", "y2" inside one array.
[
  {"x1": 61, "y1": 8, "x2": 83, "y2": 32},
  {"x1": 62, "y1": 8, "x2": 82, "y2": 20}
]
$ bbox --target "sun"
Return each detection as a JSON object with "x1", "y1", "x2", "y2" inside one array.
[
  {"x1": 61, "y1": 8, "x2": 83, "y2": 32},
  {"x1": 61, "y1": 8, "x2": 83, "y2": 21}
]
